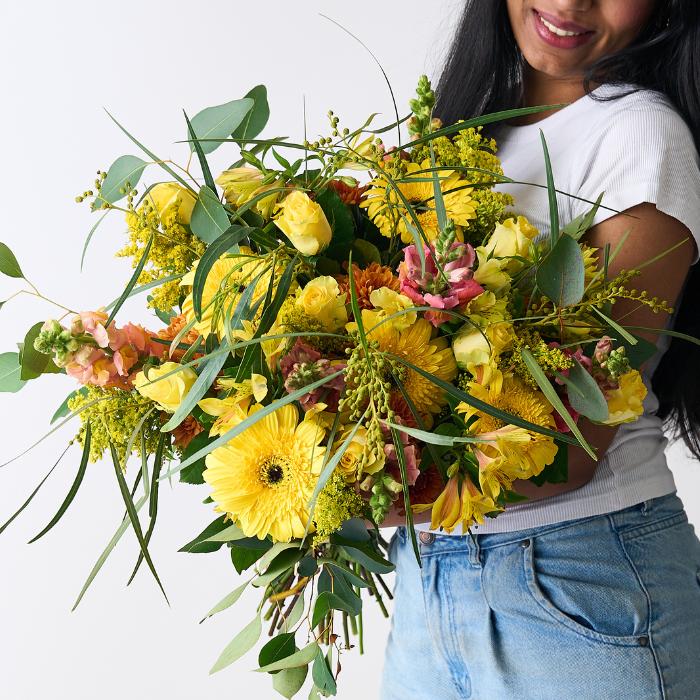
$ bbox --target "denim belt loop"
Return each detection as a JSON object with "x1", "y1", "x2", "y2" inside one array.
[{"x1": 467, "y1": 532, "x2": 482, "y2": 567}]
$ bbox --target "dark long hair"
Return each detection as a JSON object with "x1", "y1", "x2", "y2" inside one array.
[{"x1": 434, "y1": 0, "x2": 700, "y2": 459}]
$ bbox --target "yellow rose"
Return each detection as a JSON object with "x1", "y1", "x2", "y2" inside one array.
[
  {"x1": 484, "y1": 216, "x2": 539, "y2": 270},
  {"x1": 296, "y1": 276, "x2": 348, "y2": 331},
  {"x1": 145, "y1": 183, "x2": 197, "y2": 225},
  {"x1": 274, "y1": 190, "x2": 332, "y2": 256},
  {"x1": 602, "y1": 370, "x2": 647, "y2": 425},
  {"x1": 452, "y1": 322, "x2": 514, "y2": 370},
  {"x1": 134, "y1": 362, "x2": 197, "y2": 413},
  {"x1": 334, "y1": 426, "x2": 385, "y2": 483}
]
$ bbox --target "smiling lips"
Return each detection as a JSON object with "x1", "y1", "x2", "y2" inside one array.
[{"x1": 532, "y1": 8, "x2": 595, "y2": 48}]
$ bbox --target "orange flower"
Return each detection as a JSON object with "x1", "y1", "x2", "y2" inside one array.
[
  {"x1": 336, "y1": 263, "x2": 400, "y2": 310},
  {"x1": 157, "y1": 314, "x2": 201, "y2": 361},
  {"x1": 173, "y1": 415, "x2": 204, "y2": 450},
  {"x1": 327, "y1": 179, "x2": 369, "y2": 206}
]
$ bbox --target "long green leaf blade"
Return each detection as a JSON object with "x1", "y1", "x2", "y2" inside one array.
[
  {"x1": 106, "y1": 235, "x2": 153, "y2": 326},
  {"x1": 28, "y1": 424, "x2": 92, "y2": 543}
]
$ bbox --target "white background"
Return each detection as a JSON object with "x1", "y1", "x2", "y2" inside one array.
[{"x1": 1, "y1": 1, "x2": 698, "y2": 699}]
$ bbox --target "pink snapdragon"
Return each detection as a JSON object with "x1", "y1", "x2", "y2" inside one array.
[{"x1": 398, "y1": 241, "x2": 483, "y2": 326}]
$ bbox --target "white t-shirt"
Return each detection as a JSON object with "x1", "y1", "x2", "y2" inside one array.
[{"x1": 418, "y1": 83, "x2": 700, "y2": 535}]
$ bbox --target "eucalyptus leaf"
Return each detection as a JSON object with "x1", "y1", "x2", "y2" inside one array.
[
  {"x1": 0, "y1": 352, "x2": 26, "y2": 393},
  {"x1": 535, "y1": 233, "x2": 585, "y2": 308},
  {"x1": 258, "y1": 633, "x2": 297, "y2": 670},
  {"x1": 562, "y1": 360, "x2": 609, "y2": 422},
  {"x1": 201, "y1": 579, "x2": 250, "y2": 622},
  {"x1": 273, "y1": 664, "x2": 308, "y2": 698},
  {"x1": 257, "y1": 642, "x2": 319, "y2": 673},
  {"x1": 190, "y1": 97, "x2": 255, "y2": 155},
  {"x1": 190, "y1": 186, "x2": 231, "y2": 244},
  {"x1": 209, "y1": 614, "x2": 261, "y2": 674},
  {"x1": 92, "y1": 155, "x2": 147, "y2": 210},
  {"x1": 51, "y1": 388, "x2": 87, "y2": 424},
  {"x1": 312, "y1": 648, "x2": 337, "y2": 696},
  {"x1": 232, "y1": 85, "x2": 270, "y2": 141},
  {"x1": 0, "y1": 242, "x2": 23, "y2": 278},
  {"x1": 339, "y1": 544, "x2": 394, "y2": 575},
  {"x1": 20, "y1": 322, "x2": 58, "y2": 380}
]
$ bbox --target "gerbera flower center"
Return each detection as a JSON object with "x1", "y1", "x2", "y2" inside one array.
[{"x1": 259, "y1": 455, "x2": 292, "y2": 486}]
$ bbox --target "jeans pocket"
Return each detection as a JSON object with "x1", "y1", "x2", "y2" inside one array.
[{"x1": 521, "y1": 520, "x2": 650, "y2": 646}]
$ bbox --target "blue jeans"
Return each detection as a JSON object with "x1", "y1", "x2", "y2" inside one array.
[{"x1": 381, "y1": 493, "x2": 700, "y2": 699}]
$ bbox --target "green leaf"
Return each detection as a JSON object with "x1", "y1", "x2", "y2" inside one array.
[
  {"x1": 535, "y1": 233, "x2": 585, "y2": 308},
  {"x1": 540, "y1": 130, "x2": 560, "y2": 247},
  {"x1": 561, "y1": 360, "x2": 609, "y2": 422},
  {"x1": 179, "y1": 515, "x2": 230, "y2": 553},
  {"x1": 257, "y1": 642, "x2": 319, "y2": 673},
  {"x1": 161, "y1": 337, "x2": 230, "y2": 433},
  {"x1": 184, "y1": 110, "x2": 217, "y2": 193},
  {"x1": 81, "y1": 211, "x2": 109, "y2": 271},
  {"x1": 253, "y1": 548, "x2": 303, "y2": 588},
  {"x1": 72, "y1": 490, "x2": 149, "y2": 610},
  {"x1": 562, "y1": 192, "x2": 604, "y2": 240},
  {"x1": 591, "y1": 307, "x2": 638, "y2": 345},
  {"x1": 106, "y1": 234, "x2": 153, "y2": 326},
  {"x1": 316, "y1": 188, "x2": 354, "y2": 261},
  {"x1": 201, "y1": 579, "x2": 250, "y2": 622},
  {"x1": 322, "y1": 567, "x2": 362, "y2": 615},
  {"x1": 339, "y1": 544, "x2": 394, "y2": 575},
  {"x1": 104, "y1": 272, "x2": 185, "y2": 312},
  {"x1": 204, "y1": 523, "x2": 246, "y2": 542},
  {"x1": 192, "y1": 225, "x2": 249, "y2": 318},
  {"x1": 51, "y1": 388, "x2": 87, "y2": 424},
  {"x1": 322, "y1": 560, "x2": 369, "y2": 589},
  {"x1": 390, "y1": 425, "x2": 421, "y2": 566},
  {"x1": 178, "y1": 431, "x2": 213, "y2": 484},
  {"x1": 258, "y1": 633, "x2": 297, "y2": 670},
  {"x1": 312, "y1": 648, "x2": 337, "y2": 696},
  {"x1": 209, "y1": 614, "x2": 261, "y2": 674},
  {"x1": 0, "y1": 446, "x2": 68, "y2": 536},
  {"x1": 0, "y1": 352, "x2": 26, "y2": 393},
  {"x1": 298, "y1": 556, "x2": 319, "y2": 577},
  {"x1": 520, "y1": 348, "x2": 596, "y2": 459},
  {"x1": 231, "y1": 85, "x2": 270, "y2": 141},
  {"x1": 273, "y1": 665, "x2": 308, "y2": 699},
  {"x1": 20, "y1": 322, "x2": 57, "y2": 380},
  {"x1": 104, "y1": 110, "x2": 196, "y2": 193},
  {"x1": 231, "y1": 545, "x2": 266, "y2": 574},
  {"x1": 109, "y1": 442, "x2": 168, "y2": 604},
  {"x1": 190, "y1": 97, "x2": 255, "y2": 155},
  {"x1": 92, "y1": 155, "x2": 147, "y2": 210},
  {"x1": 28, "y1": 424, "x2": 91, "y2": 543},
  {"x1": 351, "y1": 239, "x2": 382, "y2": 266},
  {"x1": 190, "y1": 186, "x2": 231, "y2": 244},
  {"x1": 312, "y1": 590, "x2": 359, "y2": 628},
  {"x1": 0, "y1": 241, "x2": 23, "y2": 278}
]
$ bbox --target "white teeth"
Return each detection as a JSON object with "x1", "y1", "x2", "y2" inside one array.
[{"x1": 539, "y1": 15, "x2": 585, "y2": 37}]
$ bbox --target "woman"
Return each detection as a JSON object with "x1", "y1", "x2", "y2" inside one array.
[{"x1": 381, "y1": 2, "x2": 700, "y2": 698}]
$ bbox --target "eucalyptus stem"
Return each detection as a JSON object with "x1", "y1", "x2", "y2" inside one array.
[
  {"x1": 342, "y1": 612, "x2": 351, "y2": 649},
  {"x1": 375, "y1": 573, "x2": 394, "y2": 601},
  {"x1": 361, "y1": 567, "x2": 389, "y2": 617}
]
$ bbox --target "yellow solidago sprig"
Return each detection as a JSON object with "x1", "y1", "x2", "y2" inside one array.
[
  {"x1": 508, "y1": 329, "x2": 575, "y2": 388},
  {"x1": 118, "y1": 183, "x2": 206, "y2": 311},
  {"x1": 67, "y1": 385, "x2": 165, "y2": 464},
  {"x1": 312, "y1": 471, "x2": 367, "y2": 544}
]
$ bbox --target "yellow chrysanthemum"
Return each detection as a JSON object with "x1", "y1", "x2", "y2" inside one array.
[
  {"x1": 360, "y1": 159, "x2": 476, "y2": 244},
  {"x1": 203, "y1": 404, "x2": 326, "y2": 542},
  {"x1": 365, "y1": 314, "x2": 457, "y2": 425},
  {"x1": 458, "y1": 374, "x2": 558, "y2": 485}
]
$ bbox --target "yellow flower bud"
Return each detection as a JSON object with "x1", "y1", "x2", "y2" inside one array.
[
  {"x1": 274, "y1": 190, "x2": 332, "y2": 256},
  {"x1": 134, "y1": 362, "x2": 198, "y2": 413},
  {"x1": 145, "y1": 183, "x2": 196, "y2": 225}
]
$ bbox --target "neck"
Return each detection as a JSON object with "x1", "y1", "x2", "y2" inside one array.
[{"x1": 512, "y1": 65, "x2": 593, "y2": 125}]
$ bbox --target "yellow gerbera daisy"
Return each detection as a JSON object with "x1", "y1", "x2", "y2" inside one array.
[
  {"x1": 360, "y1": 159, "x2": 476, "y2": 244},
  {"x1": 457, "y1": 374, "x2": 558, "y2": 487},
  {"x1": 181, "y1": 248, "x2": 271, "y2": 338},
  {"x1": 364, "y1": 313, "x2": 457, "y2": 425},
  {"x1": 203, "y1": 404, "x2": 326, "y2": 542}
]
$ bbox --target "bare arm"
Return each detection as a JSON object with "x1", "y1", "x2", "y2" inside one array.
[{"x1": 382, "y1": 204, "x2": 694, "y2": 528}]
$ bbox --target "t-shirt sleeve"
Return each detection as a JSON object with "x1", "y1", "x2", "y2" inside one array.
[{"x1": 574, "y1": 99, "x2": 700, "y2": 263}]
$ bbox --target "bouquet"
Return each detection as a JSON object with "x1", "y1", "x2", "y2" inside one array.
[{"x1": 0, "y1": 75, "x2": 682, "y2": 697}]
